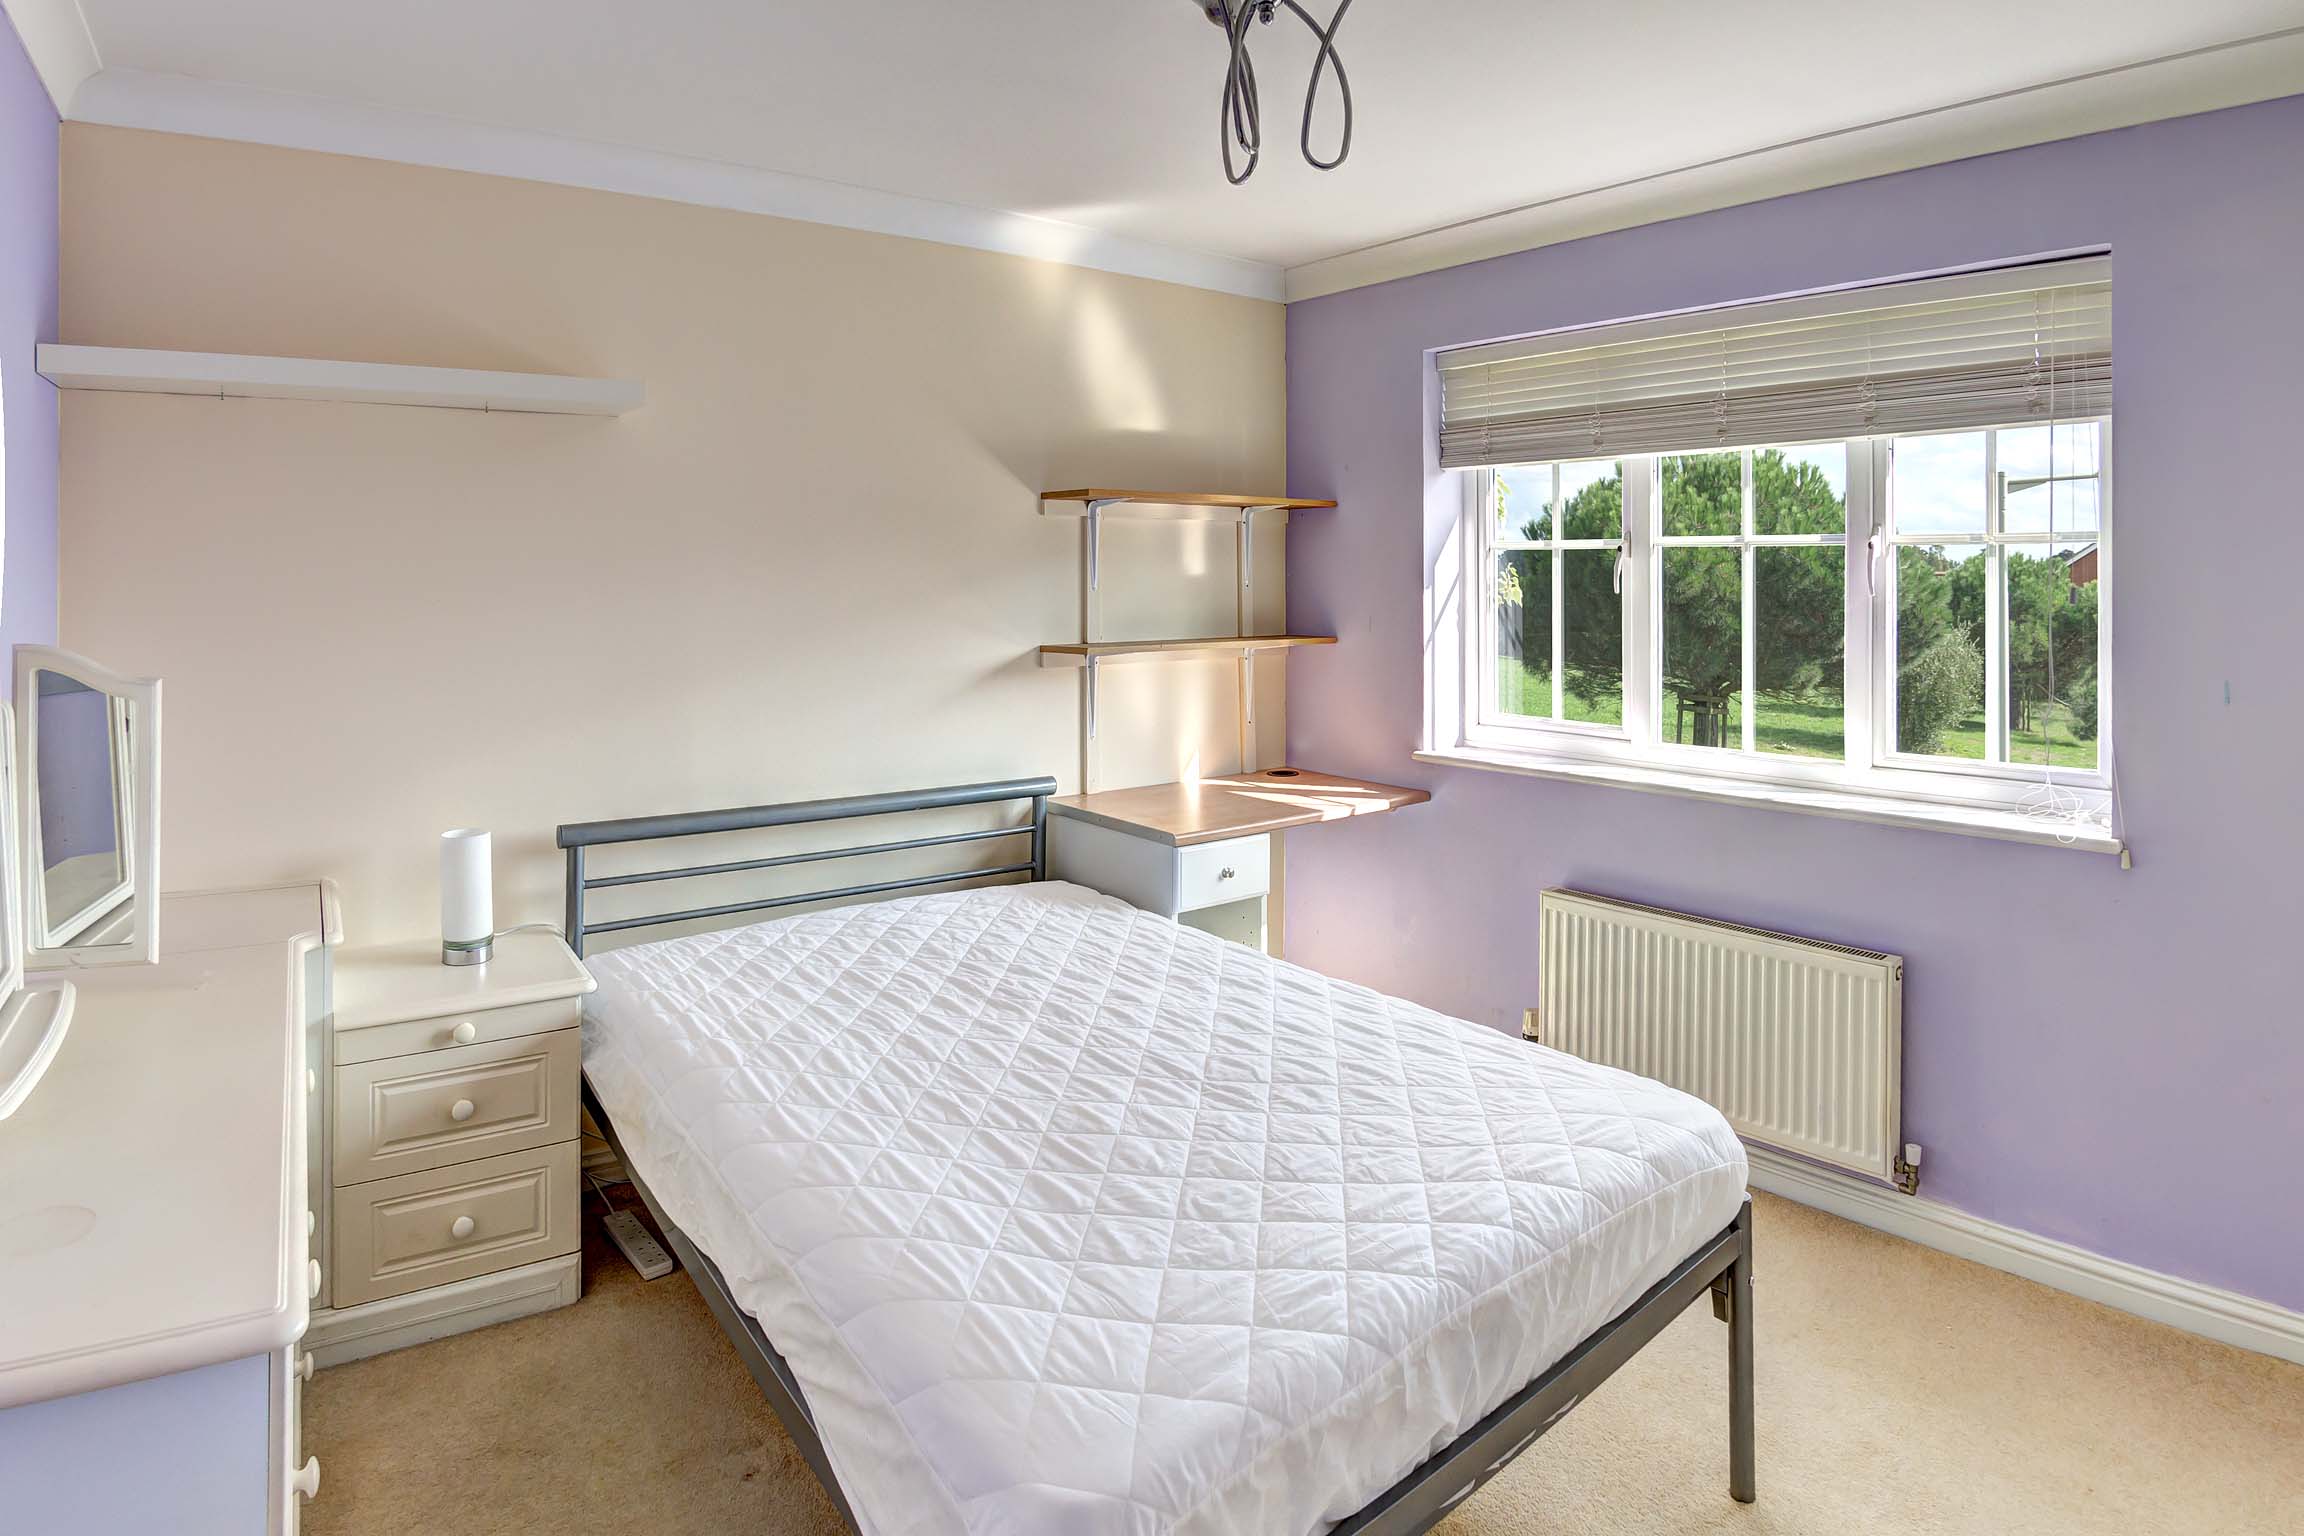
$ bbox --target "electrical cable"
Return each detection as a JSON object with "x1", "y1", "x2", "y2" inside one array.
[{"x1": 1206, "y1": 0, "x2": 1355, "y2": 185}]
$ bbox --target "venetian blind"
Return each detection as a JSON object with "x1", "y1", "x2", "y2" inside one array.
[{"x1": 1437, "y1": 257, "x2": 2111, "y2": 469}]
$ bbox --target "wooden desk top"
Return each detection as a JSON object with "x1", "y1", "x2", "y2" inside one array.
[{"x1": 1049, "y1": 769, "x2": 1431, "y2": 847}]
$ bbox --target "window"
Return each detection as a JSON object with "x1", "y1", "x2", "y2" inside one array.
[
  {"x1": 1889, "y1": 424, "x2": 2103, "y2": 773},
  {"x1": 1488, "y1": 459, "x2": 1623, "y2": 728},
  {"x1": 1430, "y1": 258, "x2": 2115, "y2": 847}
]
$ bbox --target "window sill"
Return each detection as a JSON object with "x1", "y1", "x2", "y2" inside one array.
[{"x1": 1413, "y1": 746, "x2": 2124, "y2": 855}]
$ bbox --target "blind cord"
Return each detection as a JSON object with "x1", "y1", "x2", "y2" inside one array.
[
  {"x1": 1204, "y1": 0, "x2": 1355, "y2": 185},
  {"x1": 2017, "y1": 284, "x2": 2108, "y2": 849}
]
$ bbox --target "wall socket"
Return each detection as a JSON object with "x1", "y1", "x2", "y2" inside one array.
[{"x1": 1522, "y1": 1007, "x2": 1540, "y2": 1042}]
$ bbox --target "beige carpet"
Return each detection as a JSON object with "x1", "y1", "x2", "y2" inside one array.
[{"x1": 305, "y1": 1192, "x2": 2304, "y2": 1536}]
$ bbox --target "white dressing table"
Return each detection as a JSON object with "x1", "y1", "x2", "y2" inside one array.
[{"x1": 0, "y1": 882, "x2": 338, "y2": 1535}]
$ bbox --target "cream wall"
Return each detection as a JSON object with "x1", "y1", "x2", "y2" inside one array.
[{"x1": 57, "y1": 125, "x2": 1288, "y2": 943}]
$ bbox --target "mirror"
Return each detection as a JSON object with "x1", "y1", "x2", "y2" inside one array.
[
  {"x1": 0, "y1": 696, "x2": 78, "y2": 1119},
  {"x1": 14, "y1": 647, "x2": 162, "y2": 968}
]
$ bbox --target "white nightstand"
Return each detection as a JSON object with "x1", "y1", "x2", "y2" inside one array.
[{"x1": 306, "y1": 928, "x2": 595, "y2": 1365}]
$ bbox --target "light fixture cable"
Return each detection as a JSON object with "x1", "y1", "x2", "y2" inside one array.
[{"x1": 1199, "y1": 0, "x2": 1356, "y2": 185}]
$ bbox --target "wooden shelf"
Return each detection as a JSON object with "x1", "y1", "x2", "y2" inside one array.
[
  {"x1": 1049, "y1": 768, "x2": 1431, "y2": 846},
  {"x1": 36, "y1": 344, "x2": 645, "y2": 416},
  {"x1": 1042, "y1": 488, "x2": 1336, "y2": 517},
  {"x1": 1038, "y1": 635, "x2": 1336, "y2": 667}
]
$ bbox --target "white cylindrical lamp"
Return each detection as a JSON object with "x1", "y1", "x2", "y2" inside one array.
[{"x1": 440, "y1": 828, "x2": 494, "y2": 967}]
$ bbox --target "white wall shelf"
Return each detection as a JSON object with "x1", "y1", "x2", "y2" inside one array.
[{"x1": 35, "y1": 344, "x2": 644, "y2": 416}]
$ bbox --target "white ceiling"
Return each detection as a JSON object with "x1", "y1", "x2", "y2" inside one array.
[{"x1": 18, "y1": 1, "x2": 2304, "y2": 297}]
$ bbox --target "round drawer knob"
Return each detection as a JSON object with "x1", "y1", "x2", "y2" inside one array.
[
  {"x1": 449, "y1": 1098, "x2": 476, "y2": 1122},
  {"x1": 306, "y1": 1068, "x2": 317, "y2": 1094},
  {"x1": 307, "y1": 1260, "x2": 323, "y2": 1299},
  {"x1": 296, "y1": 1351, "x2": 315, "y2": 1382},
  {"x1": 450, "y1": 1215, "x2": 477, "y2": 1240},
  {"x1": 305, "y1": 1209, "x2": 316, "y2": 1238},
  {"x1": 291, "y1": 1456, "x2": 321, "y2": 1500},
  {"x1": 1219, "y1": 867, "x2": 1236, "y2": 879},
  {"x1": 450, "y1": 1021, "x2": 479, "y2": 1045}
]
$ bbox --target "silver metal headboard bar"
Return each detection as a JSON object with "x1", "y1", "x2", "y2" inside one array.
[{"x1": 554, "y1": 776, "x2": 1057, "y2": 956}]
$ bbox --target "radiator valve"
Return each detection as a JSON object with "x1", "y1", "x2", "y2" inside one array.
[{"x1": 1893, "y1": 1142, "x2": 1924, "y2": 1196}]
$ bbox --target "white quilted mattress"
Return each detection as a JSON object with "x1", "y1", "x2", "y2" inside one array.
[{"x1": 582, "y1": 881, "x2": 1747, "y2": 1536}]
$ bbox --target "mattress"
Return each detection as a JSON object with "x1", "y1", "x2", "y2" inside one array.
[{"x1": 582, "y1": 880, "x2": 1747, "y2": 1536}]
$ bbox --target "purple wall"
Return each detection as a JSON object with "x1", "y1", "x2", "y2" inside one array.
[
  {"x1": 1285, "y1": 96, "x2": 2304, "y2": 1311},
  {"x1": 0, "y1": 7, "x2": 58, "y2": 688}
]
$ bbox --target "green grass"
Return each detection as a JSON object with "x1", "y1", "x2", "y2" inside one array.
[
  {"x1": 1497, "y1": 660, "x2": 2097, "y2": 769},
  {"x1": 1918, "y1": 703, "x2": 2097, "y2": 770}
]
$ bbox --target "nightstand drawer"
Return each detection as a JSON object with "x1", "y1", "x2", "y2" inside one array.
[
  {"x1": 1176, "y1": 834, "x2": 1270, "y2": 912},
  {"x1": 335, "y1": 995, "x2": 583, "y2": 1065},
  {"x1": 334, "y1": 1029, "x2": 580, "y2": 1184},
  {"x1": 331, "y1": 1142, "x2": 579, "y2": 1307}
]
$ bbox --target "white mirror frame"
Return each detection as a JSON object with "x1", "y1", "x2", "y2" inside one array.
[
  {"x1": 14, "y1": 646, "x2": 163, "y2": 969},
  {"x1": 0, "y1": 696, "x2": 79, "y2": 1120}
]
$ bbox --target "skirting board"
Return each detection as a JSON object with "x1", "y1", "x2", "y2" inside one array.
[
  {"x1": 1747, "y1": 1147, "x2": 2304, "y2": 1366},
  {"x1": 304, "y1": 1253, "x2": 581, "y2": 1369}
]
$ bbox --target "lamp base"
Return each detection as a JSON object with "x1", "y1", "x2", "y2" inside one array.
[{"x1": 442, "y1": 938, "x2": 494, "y2": 967}]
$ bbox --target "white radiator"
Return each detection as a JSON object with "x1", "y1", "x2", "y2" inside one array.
[{"x1": 1538, "y1": 889, "x2": 1906, "y2": 1184}]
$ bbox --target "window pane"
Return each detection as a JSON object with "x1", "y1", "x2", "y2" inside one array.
[
  {"x1": 1997, "y1": 421, "x2": 2100, "y2": 479},
  {"x1": 2006, "y1": 548, "x2": 2099, "y2": 770},
  {"x1": 1753, "y1": 444, "x2": 1847, "y2": 535},
  {"x1": 1662, "y1": 547, "x2": 1741, "y2": 748},
  {"x1": 2000, "y1": 422, "x2": 2101, "y2": 536},
  {"x1": 1560, "y1": 549, "x2": 1623, "y2": 725},
  {"x1": 1894, "y1": 544, "x2": 1986, "y2": 759},
  {"x1": 1754, "y1": 546, "x2": 1844, "y2": 759},
  {"x1": 1557, "y1": 459, "x2": 1623, "y2": 539},
  {"x1": 1662, "y1": 451, "x2": 1742, "y2": 535},
  {"x1": 1494, "y1": 550, "x2": 1551, "y2": 719},
  {"x1": 1893, "y1": 431, "x2": 1986, "y2": 536},
  {"x1": 2003, "y1": 475, "x2": 2099, "y2": 537},
  {"x1": 1496, "y1": 465, "x2": 1550, "y2": 541}
]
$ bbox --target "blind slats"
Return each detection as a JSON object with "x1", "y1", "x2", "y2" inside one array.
[{"x1": 1438, "y1": 259, "x2": 2111, "y2": 468}]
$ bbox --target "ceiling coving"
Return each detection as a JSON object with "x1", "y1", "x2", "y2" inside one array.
[
  {"x1": 16, "y1": 1, "x2": 2304, "y2": 297},
  {"x1": 1194, "y1": 0, "x2": 1355, "y2": 184}
]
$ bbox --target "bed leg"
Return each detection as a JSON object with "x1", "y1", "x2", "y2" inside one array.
[{"x1": 1726, "y1": 1196, "x2": 1756, "y2": 1504}]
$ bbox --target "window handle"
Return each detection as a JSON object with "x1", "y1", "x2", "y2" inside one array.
[
  {"x1": 1613, "y1": 547, "x2": 1626, "y2": 595},
  {"x1": 1864, "y1": 534, "x2": 1881, "y2": 597}
]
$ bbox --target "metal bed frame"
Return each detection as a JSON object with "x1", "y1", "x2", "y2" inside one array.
[{"x1": 557, "y1": 777, "x2": 1756, "y2": 1535}]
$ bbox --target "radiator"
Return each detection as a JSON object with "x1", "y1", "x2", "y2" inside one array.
[{"x1": 1538, "y1": 889, "x2": 1906, "y2": 1184}]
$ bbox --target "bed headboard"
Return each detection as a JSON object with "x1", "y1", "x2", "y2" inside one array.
[{"x1": 553, "y1": 776, "x2": 1057, "y2": 957}]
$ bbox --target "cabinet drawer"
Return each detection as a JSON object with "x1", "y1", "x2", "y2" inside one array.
[
  {"x1": 1176, "y1": 834, "x2": 1270, "y2": 912},
  {"x1": 335, "y1": 995, "x2": 582, "y2": 1066},
  {"x1": 334, "y1": 1029, "x2": 579, "y2": 1185},
  {"x1": 331, "y1": 1143, "x2": 579, "y2": 1308}
]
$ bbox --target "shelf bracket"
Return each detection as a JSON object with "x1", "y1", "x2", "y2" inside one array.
[
  {"x1": 1241, "y1": 506, "x2": 1257, "y2": 602},
  {"x1": 1085, "y1": 498, "x2": 1117, "y2": 595},
  {"x1": 1085, "y1": 655, "x2": 1100, "y2": 740},
  {"x1": 1236, "y1": 506, "x2": 1282, "y2": 638}
]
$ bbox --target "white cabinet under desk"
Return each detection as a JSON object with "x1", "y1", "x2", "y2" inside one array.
[
  {"x1": 308, "y1": 928, "x2": 594, "y2": 1359},
  {"x1": 1052, "y1": 815, "x2": 1275, "y2": 948},
  {"x1": 1048, "y1": 768, "x2": 1431, "y2": 954}
]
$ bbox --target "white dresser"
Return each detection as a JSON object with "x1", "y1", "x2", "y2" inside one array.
[
  {"x1": 307, "y1": 928, "x2": 594, "y2": 1364},
  {"x1": 0, "y1": 883, "x2": 338, "y2": 1536}
]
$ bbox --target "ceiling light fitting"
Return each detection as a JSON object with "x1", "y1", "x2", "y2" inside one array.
[{"x1": 1190, "y1": 0, "x2": 1355, "y2": 185}]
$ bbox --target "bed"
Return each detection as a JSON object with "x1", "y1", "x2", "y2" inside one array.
[{"x1": 559, "y1": 777, "x2": 1754, "y2": 1536}]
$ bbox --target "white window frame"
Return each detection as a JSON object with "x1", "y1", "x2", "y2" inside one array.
[{"x1": 1433, "y1": 421, "x2": 2116, "y2": 849}]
